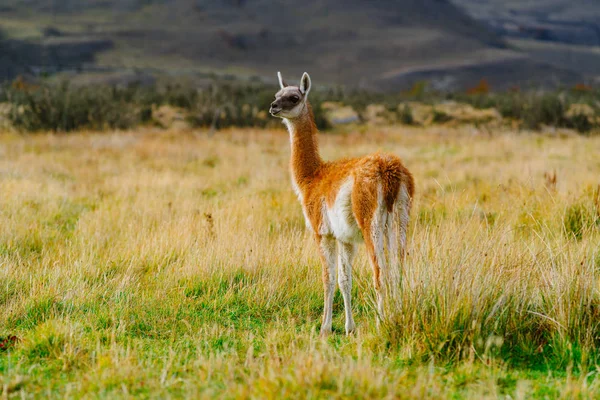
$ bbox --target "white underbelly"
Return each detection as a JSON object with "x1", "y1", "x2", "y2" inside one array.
[{"x1": 324, "y1": 179, "x2": 362, "y2": 243}]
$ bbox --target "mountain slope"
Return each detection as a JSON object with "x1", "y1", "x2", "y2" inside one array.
[
  {"x1": 0, "y1": 0, "x2": 590, "y2": 90},
  {"x1": 453, "y1": 0, "x2": 600, "y2": 45},
  {"x1": 452, "y1": 0, "x2": 600, "y2": 86}
]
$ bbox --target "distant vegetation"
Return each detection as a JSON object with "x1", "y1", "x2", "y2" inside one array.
[{"x1": 0, "y1": 77, "x2": 599, "y2": 134}]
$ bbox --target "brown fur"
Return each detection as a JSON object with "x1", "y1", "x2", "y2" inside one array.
[{"x1": 289, "y1": 103, "x2": 414, "y2": 237}]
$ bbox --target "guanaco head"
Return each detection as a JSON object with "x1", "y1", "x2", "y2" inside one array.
[{"x1": 270, "y1": 71, "x2": 312, "y2": 119}]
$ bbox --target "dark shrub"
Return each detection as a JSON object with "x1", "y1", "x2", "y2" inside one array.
[
  {"x1": 399, "y1": 104, "x2": 414, "y2": 125},
  {"x1": 7, "y1": 82, "x2": 139, "y2": 131}
]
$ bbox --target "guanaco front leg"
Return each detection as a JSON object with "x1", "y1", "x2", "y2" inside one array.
[{"x1": 318, "y1": 235, "x2": 337, "y2": 336}]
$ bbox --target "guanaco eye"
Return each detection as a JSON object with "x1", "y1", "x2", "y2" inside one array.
[{"x1": 290, "y1": 96, "x2": 299, "y2": 103}]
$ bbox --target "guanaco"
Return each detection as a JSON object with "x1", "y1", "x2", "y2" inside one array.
[{"x1": 270, "y1": 72, "x2": 414, "y2": 335}]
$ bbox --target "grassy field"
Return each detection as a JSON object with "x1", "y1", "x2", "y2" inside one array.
[{"x1": 1, "y1": 126, "x2": 600, "y2": 398}]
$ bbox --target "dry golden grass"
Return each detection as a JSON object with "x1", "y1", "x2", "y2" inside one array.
[{"x1": 1, "y1": 126, "x2": 600, "y2": 398}]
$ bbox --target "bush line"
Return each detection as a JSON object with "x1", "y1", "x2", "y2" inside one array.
[{"x1": 0, "y1": 78, "x2": 599, "y2": 133}]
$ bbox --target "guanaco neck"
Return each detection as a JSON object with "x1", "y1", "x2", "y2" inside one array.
[{"x1": 283, "y1": 101, "x2": 322, "y2": 190}]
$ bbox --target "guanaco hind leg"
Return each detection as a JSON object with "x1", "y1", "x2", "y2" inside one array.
[{"x1": 363, "y1": 209, "x2": 388, "y2": 327}]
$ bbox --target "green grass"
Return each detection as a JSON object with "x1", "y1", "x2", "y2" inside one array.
[{"x1": 1, "y1": 128, "x2": 600, "y2": 398}]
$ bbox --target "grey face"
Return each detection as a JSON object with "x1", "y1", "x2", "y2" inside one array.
[{"x1": 270, "y1": 87, "x2": 305, "y2": 119}]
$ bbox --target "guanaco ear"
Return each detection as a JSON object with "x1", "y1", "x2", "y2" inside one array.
[
  {"x1": 277, "y1": 71, "x2": 288, "y2": 89},
  {"x1": 299, "y1": 72, "x2": 311, "y2": 97}
]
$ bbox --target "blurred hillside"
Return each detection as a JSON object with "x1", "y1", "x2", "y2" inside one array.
[
  {"x1": 456, "y1": 0, "x2": 600, "y2": 46},
  {"x1": 0, "y1": 0, "x2": 599, "y2": 91},
  {"x1": 456, "y1": 0, "x2": 600, "y2": 85}
]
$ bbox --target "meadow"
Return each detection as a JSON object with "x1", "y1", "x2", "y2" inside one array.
[{"x1": 1, "y1": 125, "x2": 600, "y2": 398}]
